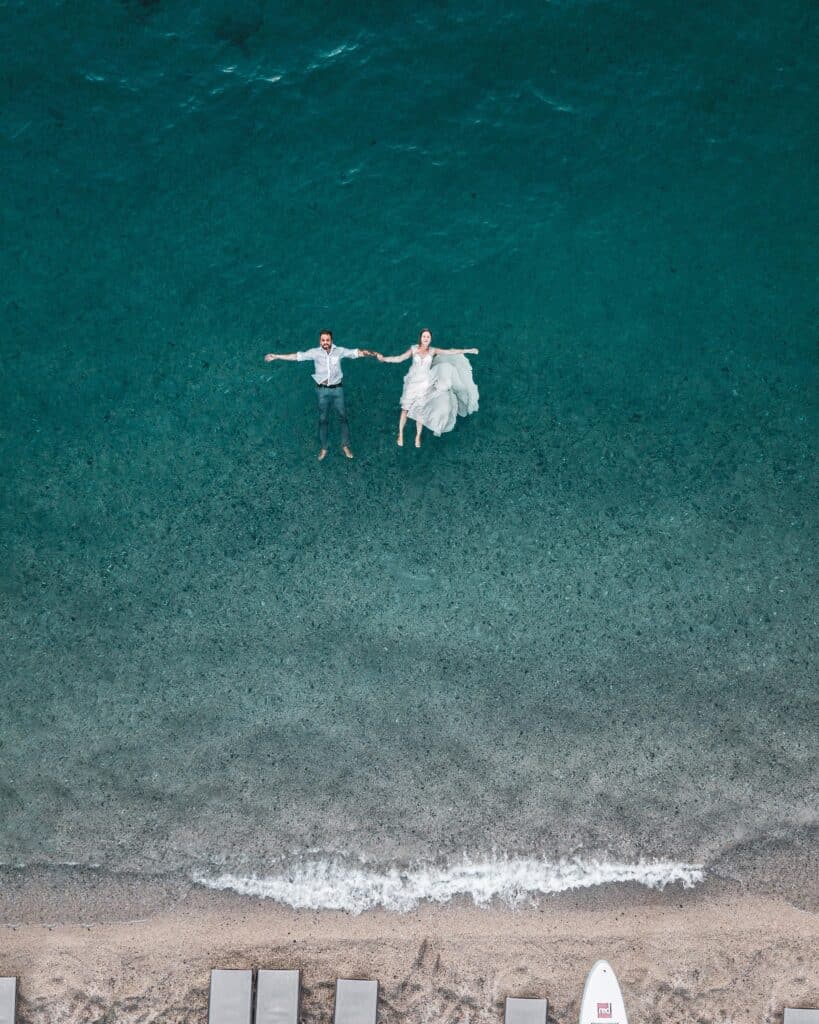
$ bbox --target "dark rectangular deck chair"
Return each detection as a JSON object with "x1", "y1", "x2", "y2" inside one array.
[
  {"x1": 255, "y1": 969, "x2": 300, "y2": 1024},
  {"x1": 208, "y1": 969, "x2": 253, "y2": 1024},
  {"x1": 0, "y1": 978, "x2": 16, "y2": 1024},
  {"x1": 333, "y1": 979, "x2": 378, "y2": 1024},
  {"x1": 504, "y1": 995, "x2": 548, "y2": 1024},
  {"x1": 784, "y1": 1011, "x2": 819, "y2": 1024}
]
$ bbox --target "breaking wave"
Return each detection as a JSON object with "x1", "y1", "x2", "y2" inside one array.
[{"x1": 194, "y1": 855, "x2": 704, "y2": 914}]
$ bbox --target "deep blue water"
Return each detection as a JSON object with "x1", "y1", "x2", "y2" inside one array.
[{"x1": 1, "y1": 0, "x2": 817, "y2": 908}]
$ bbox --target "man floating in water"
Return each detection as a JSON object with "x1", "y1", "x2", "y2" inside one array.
[{"x1": 264, "y1": 330, "x2": 379, "y2": 460}]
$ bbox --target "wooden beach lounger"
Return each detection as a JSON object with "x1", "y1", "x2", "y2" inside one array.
[
  {"x1": 333, "y1": 979, "x2": 379, "y2": 1024},
  {"x1": 0, "y1": 978, "x2": 16, "y2": 1024},
  {"x1": 208, "y1": 969, "x2": 253, "y2": 1024},
  {"x1": 784, "y1": 1011, "x2": 819, "y2": 1024},
  {"x1": 504, "y1": 995, "x2": 548, "y2": 1024},
  {"x1": 255, "y1": 969, "x2": 300, "y2": 1024}
]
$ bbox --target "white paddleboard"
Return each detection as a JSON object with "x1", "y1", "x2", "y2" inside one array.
[{"x1": 578, "y1": 960, "x2": 628, "y2": 1024}]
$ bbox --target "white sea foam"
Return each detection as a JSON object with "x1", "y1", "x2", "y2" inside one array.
[{"x1": 193, "y1": 855, "x2": 704, "y2": 915}]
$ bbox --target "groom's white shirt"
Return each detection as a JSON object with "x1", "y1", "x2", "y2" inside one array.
[{"x1": 297, "y1": 344, "x2": 359, "y2": 385}]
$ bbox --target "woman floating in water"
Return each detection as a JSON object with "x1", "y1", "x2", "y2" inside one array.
[{"x1": 377, "y1": 329, "x2": 479, "y2": 447}]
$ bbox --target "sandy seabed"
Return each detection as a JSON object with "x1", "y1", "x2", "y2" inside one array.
[{"x1": 2, "y1": 880, "x2": 817, "y2": 1024}]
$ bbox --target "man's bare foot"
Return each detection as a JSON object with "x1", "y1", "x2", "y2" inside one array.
[
  {"x1": 415, "y1": 437, "x2": 422, "y2": 448},
  {"x1": 317, "y1": 449, "x2": 328, "y2": 461},
  {"x1": 342, "y1": 445, "x2": 354, "y2": 459},
  {"x1": 397, "y1": 436, "x2": 404, "y2": 447}
]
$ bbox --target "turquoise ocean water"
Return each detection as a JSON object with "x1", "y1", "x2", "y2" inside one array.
[{"x1": 1, "y1": 0, "x2": 817, "y2": 911}]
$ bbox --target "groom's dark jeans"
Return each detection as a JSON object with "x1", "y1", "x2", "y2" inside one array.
[{"x1": 316, "y1": 385, "x2": 350, "y2": 449}]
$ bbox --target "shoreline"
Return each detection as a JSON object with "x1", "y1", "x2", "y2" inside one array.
[
  {"x1": 2, "y1": 828, "x2": 816, "y2": 926},
  {"x1": 2, "y1": 875, "x2": 817, "y2": 1023}
]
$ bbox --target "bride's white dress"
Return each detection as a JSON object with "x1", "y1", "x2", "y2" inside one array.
[{"x1": 400, "y1": 345, "x2": 479, "y2": 436}]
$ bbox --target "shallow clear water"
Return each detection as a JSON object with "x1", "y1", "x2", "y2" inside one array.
[{"x1": 1, "y1": 0, "x2": 817, "y2": 907}]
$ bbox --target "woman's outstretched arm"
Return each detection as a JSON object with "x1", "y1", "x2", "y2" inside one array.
[
  {"x1": 432, "y1": 347, "x2": 479, "y2": 355},
  {"x1": 264, "y1": 352, "x2": 300, "y2": 361},
  {"x1": 377, "y1": 349, "x2": 413, "y2": 363}
]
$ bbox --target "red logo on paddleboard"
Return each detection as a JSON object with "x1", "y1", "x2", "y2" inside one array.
[{"x1": 597, "y1": 1004, "x2": 612, "y2": 1020}]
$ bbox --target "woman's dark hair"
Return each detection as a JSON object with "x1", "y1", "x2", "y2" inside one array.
[{"x1": 418, "y1": 328, "x2": 432, "y2": 342}]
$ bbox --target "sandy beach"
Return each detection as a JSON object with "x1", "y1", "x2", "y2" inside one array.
[{"x1": 2, "y1": 875, "x2": 817, "y2": 1023}]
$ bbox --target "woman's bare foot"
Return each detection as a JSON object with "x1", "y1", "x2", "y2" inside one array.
[
  {"x1": 317, "y1": 449, "x2": 328, "y2": 461},
  {"x1": 342, "y1": 445, "x2": 354, "y2": 459},
  {"x1": 415, "y1": 436, "x2": 422, "y2": 448},
  {"x1": 397, "y1": 435, "x2": 404, "y2": 446}
]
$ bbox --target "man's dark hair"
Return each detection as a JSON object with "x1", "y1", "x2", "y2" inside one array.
[{"x1": 320, "y1": 329, "x2": 333, "y2": 340}]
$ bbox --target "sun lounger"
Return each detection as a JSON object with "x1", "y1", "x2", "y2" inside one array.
[
  {"x1": 208, "y1": 969, "x2": 253, "y2": 1024},
  {"x1": 784, "y1": 1011, "x2": 819, "y2": 1024},
  {"x1": 0, "y1": 978, "x2": 16, "y2": 1024},
  {"x1": 255, "y1": 969, "x2": 300, "y2": 1024},
  {"x1": 505, "y1": 995, "x2": 548, "y2": 1024},
  {"x1": 333, "y1": 979, "x2": 378, "y2": 1024}
]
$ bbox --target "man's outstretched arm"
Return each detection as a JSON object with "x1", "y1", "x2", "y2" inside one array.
[
  {"x1": 264, "y1": 352, "x2": 300, "y2": 362},
  {"x1": 335, "y1": 346, "x2": 380, "y2": 358}
]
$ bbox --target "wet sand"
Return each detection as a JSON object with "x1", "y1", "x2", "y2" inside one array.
[{"x1": 2, "y1": 878, "x2": 817, "y2": 1023}]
